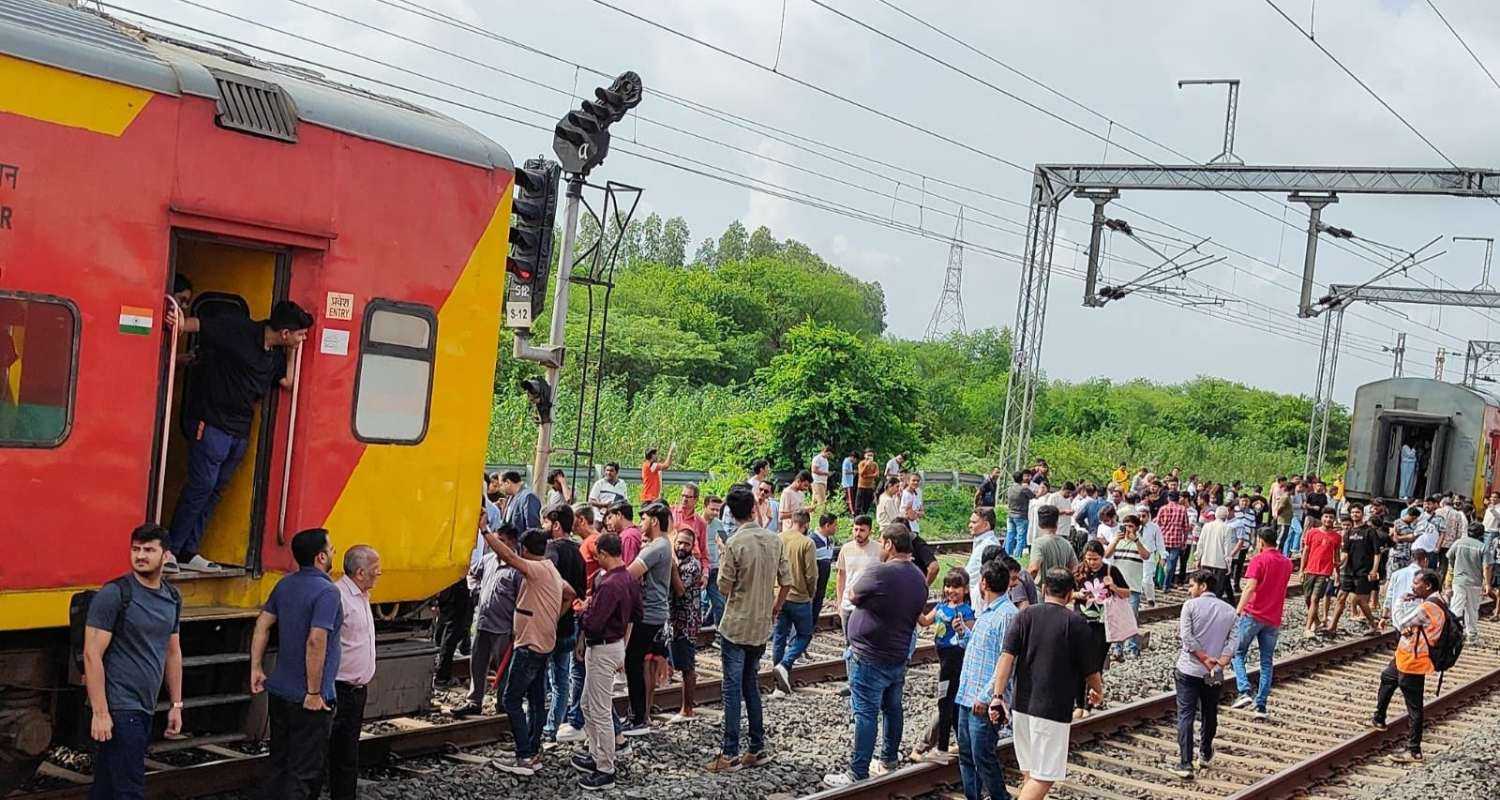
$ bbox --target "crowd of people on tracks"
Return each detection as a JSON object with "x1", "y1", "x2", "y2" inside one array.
[{"x1": 77, "y1": 447, "x2": 1500, "y2": 800}]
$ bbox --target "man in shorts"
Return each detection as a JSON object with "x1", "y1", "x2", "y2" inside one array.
[
  {"x1": 988, "y1": 568, "x2": 1102, "y2": 799},
  {"x1": 1298, "y1": 509, "x2": 1341, "y2": 636},
  {"x1": 668, "y1": 529, "x2": 703, "y2": 724},
  {"x1": 1328, "y1": 505, "x2": 1383, "y2": 634}
]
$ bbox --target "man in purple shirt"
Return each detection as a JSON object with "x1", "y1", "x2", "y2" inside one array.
[
  {"x1": 573, "y1": 533, "x2": 642, "y2": 790},
  {"x1": 1173, "y1": 569, "x2": 1239, "y2": 779}
]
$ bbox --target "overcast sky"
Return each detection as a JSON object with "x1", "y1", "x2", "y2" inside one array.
[{"x1": 124, "y1": 0, "x2": 1500, "y2": 402}]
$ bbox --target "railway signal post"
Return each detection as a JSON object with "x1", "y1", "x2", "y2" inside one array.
[{"x1": 508, "y1": 72, "x2": 643, "y2": 495}]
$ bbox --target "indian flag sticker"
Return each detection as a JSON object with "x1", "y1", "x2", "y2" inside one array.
[{"x1": 119, "y1": 305, "x2": 154, "y2": 335}]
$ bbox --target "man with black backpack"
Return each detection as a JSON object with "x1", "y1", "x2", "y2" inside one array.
[
  {"x1": 1369, "y1": 568, "x2": 1462, "y2": 763},
  {"x1": 82, "y1": 524, "x2": 183, "y2": 800}
]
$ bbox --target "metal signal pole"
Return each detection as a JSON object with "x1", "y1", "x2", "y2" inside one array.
[{"x1": 528, "y1": 176, "x2": 584, "y2": 495}]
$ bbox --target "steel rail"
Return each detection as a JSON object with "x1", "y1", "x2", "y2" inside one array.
[{"x1": 18, "y1": 645, "x2": 940, "y2": 800}]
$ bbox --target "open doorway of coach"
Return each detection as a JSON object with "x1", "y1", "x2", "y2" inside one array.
[
  {"x1": 1376, "y1": 416, "x2": 1445, "y2": 503},
  {"x1": 149, "y1": 233, "x2": 291, "y2": 577}
]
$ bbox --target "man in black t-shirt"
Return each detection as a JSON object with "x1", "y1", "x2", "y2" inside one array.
[
  {"x1": 987, "y1": 568, "x2": 1100, "y2": 798},
  {"x1": 1328, "y1": 506, "x2": 1383, "y2": 633},
  {"x1": 542, "y1": 503, "x2": 586, "y2": 742},
  {"x1": 166, "y1": 300, "x2": 312, "y2": 572}
]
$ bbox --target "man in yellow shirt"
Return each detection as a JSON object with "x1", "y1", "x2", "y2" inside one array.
[
  {"x1": 1111, "y1": 463, "x2": 1129, "y2": 489},
  {"x1": 771, "y1": 510, "x2": 819, "y2": 693}
]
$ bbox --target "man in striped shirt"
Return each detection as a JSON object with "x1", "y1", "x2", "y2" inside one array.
[{"x1": 1155, "y1": 493, "x2": 1191, "y2": 590}]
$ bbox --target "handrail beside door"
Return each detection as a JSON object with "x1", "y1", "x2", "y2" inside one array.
[
  {"x1": 154, "y1": 295, "x2": 183, "y2": 525},
  {"x1": 276, "y1": 340, "x2": 305, "y2": 546}
]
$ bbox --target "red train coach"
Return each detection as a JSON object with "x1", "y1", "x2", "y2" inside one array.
[{"x1": 0, "y1": 0, "x2": 514, "y2": 786}]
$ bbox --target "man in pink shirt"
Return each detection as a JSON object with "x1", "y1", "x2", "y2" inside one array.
[
  {"x1": 1230, "y1": 530, "x2": 1292, "y2": 719},
  {"x1": 674, "y1": 483, "x2": 709, "y2": 577},
  {"x1": 330, "y1": 545, "x2": 381, "y2": 800}
]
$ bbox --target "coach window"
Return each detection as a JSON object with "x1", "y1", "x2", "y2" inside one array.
[
  {"x1": 353, "y1": 300, "x2": 436, "y2": 444},
  {"x1": 0, "y1": 293, "x2": 79, "y2": 447}
]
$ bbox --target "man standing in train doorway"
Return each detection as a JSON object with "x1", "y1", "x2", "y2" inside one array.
[{"x1": 165, "y1": 300, "x2": 314, "y2": 572}]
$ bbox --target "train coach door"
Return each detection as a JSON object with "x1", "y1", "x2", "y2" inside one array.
[{"x1": 147, "y1": 233, "x2": 293, "y2": 577}]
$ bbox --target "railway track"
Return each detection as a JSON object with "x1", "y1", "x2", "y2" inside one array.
[{"x1": 800, "y1": 608, "x2": 1499, "y2": 800}]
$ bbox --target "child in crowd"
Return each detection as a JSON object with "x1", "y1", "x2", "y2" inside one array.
[{"x1": 915, "y1": 570, "x2": 975, "y2": 759}]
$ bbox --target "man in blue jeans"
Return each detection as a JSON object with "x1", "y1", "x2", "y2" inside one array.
[
  {"x1": 83, "y1": 525, "x2": 184, "y2": 800},
  {"x1": 1230, "y1": 529, "x2": 1293, "y2": 719},
  {"x1": 772, "y1": 510, "x2": 819, "y2": 694},
  {"x1": 708, "y1": 484, "x2": 792, "y2": 773},
  {"x1": 166, "y1": 300, "x2": 312, "y2": 573},
  {"x1": 951, "y1": 559, "x2": 1018, "y2": 799},
  {"x1": 1003, "y1": 471, "x2": 1034, "y2": 558},
  {"x1": 479, "y1": 527, "x2": 576, "y2": 776},
  {"x1": 823, "y1": 525, "x2": 929, "y2": 789},
  {"x1": 542, "y1": 503, "x2": 586, "y2": 742}
]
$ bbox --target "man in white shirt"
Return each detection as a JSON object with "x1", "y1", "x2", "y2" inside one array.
[
  {"x1": 1136, "y1": 505, "x2": 1165, "y2": 606},
  {"x1": 899, "y1": 473, "x2": 925, "y2": 534},
  {"x1": 1026, "y1": 480, "x2": 1050, "y2": 537},
  {"x1": 885, "y1": 453, "x2": 905, "y2": 481},
  {"x1": 965, "y1": 508, "x2": 1002, "y2": 610},
  {"x1": 1195, "y1": 506, "x2": 1238, "y2": 604},
  {"x1": 780, "y1": 471, "x2": 811, "y2": 525},
  {"x1": 810, "y1": 446, "x2": 832, "y2": 511},
  {"x1": 1384, "y1": 549, "x2": 1429, "y2": 630},
  {"x1": 1049, "y1": 482, "x2": 1076, "y2": 542},
  {"x1": 588, "y1": 462, "x2": 629, "y2": 512}
]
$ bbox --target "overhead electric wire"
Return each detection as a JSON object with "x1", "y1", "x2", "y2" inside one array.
[
  {"x1": 1262, "y1": 0, "x2": 1458, "y2": 168},
  {"x1": 1425, "y1": 0, "x2": 1500, "y2": 93},
  {"x1": 369, "y1": 0, "x2": 1479, "y2": 350},
  {"x1": 103, "y1": 1, "x2": 1398, "y2": 368},
  {"x1": 581, "y1": 0, "x2": 1491, "y2": 347}
]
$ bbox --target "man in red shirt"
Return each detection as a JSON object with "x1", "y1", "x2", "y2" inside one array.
[
  {"x1": 1229, "y1": 529, "x2": 1293, "y2": 719},
  {"x1": 1298, "y1": 509, "x2": 1342, "y2": 636}
]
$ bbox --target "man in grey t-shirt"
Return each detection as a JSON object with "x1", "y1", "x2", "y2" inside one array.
[
  {"x1": 84, "y1": 525, "x2": 183, "y2": 800},
  {"x1": 1027, "y1": 506, "x2": 1078, "y2": 581},
  {"x1": 623, "y1": 502, "x2": 681, "y2": 734}
]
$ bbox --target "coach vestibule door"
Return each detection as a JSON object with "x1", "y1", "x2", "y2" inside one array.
[{"x1": 148, "y1": 233, "x2": 292, "y2": 576}]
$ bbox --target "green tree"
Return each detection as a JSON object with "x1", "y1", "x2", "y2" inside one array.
[
  {"x1": 661, "y1": 216, "x2": 691, "y2": 267},
  {"x1": 717, "y1": 220, "x2": 749, "y2": 264},
  {"x1": 748, "y1": 225, "x2": 781, "y2": 259},
  {"x1": 638, "y1": 213, "x2": 663, "y2": 264},
  {"x1": 750, "y1": 322, "x2": 924, "y2": 467},
  {"x1": 692, "y1": 237, "x2": 717, "y2": 266}
]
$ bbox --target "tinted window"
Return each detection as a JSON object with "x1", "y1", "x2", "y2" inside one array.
[{"x1": 0, "y1": 294, "x2": 78, "y2": 446}]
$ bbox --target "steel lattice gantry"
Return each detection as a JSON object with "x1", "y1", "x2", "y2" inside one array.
[{"x1": 997, "y1": 163, "x2": 1500, "y2": 471}]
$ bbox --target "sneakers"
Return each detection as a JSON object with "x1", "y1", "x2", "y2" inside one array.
[
  {"x1": 822, "y1": 771, "x2": 865, "y2": 789},
  {"x1": 706, "y1": 754, "x2": 741, "y2": 773},
  {"x1": 1390, "y1": 750, "x2": 1423, "y2": 764},
  {"x1": 773, "y1": 663, "x2": 793, "y2": 694},
  {"x1": 1171, "y1": 763, "x2": 1194, "y2": 779},
  {"x1": 556, "y1": 723, "x2": 586, "y2": 742},
  {"x1": 769, "y1": 688, "x2": 790, "y2": 699},
  {"x1": 740, "y1": 750, "x2": 775, "y2": 769},
  {"x1": 571, "y1": 752, "x2": 597, "y2": 774},
  {"x1": 666, "y1": 712, "x2": 696, "y2": 725},
  {"x1": 1368, "y1": 718, "x2": 1388, "y2": 732},
  {"x1": 869, "y1": 759, "x2": 899, "y2": 777},
  {"x1": 621, "y1": 720, "x2": 653, "y2": 737},
  {"x1": 578, "y1": 769, "x2": 616, "y2": 791},
  {"x1": 494, "y1": 755, "x2": 538, "y2": 776},
  {"x1": 1254, "y1": 707, "x2": 1269, "y2": 721},
  {"x1": 181, "y1": 554, "x2": 223, "y2": 572},
  {"x1": 1230, "y1": 695, "x2": 1254, "y2": 710},
  {"x1": 446, "y1": 702, "x2": 482, "y2": 718}
]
